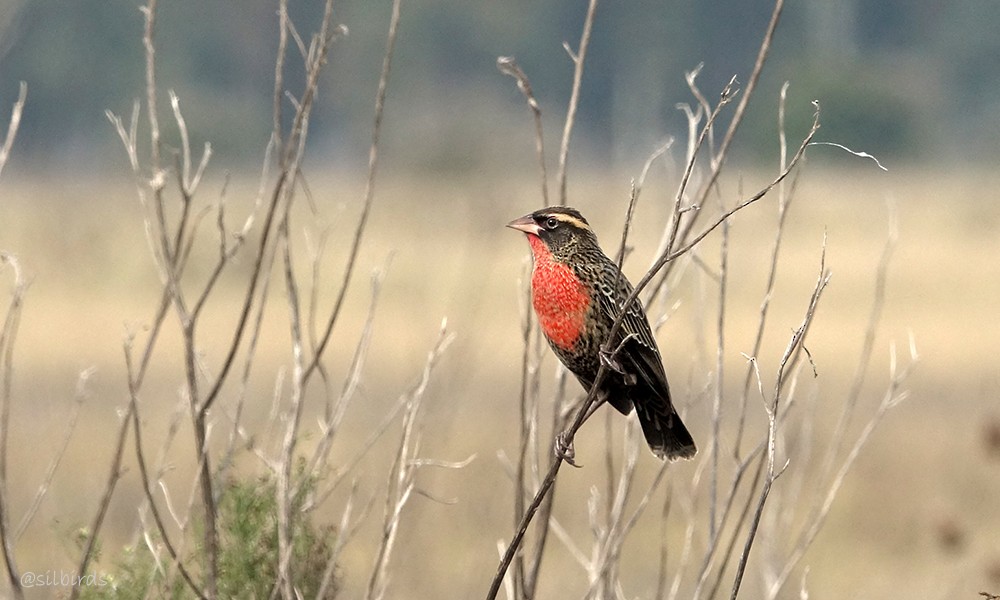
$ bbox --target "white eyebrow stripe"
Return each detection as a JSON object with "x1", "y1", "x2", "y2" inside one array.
[{"x1": 547, "y1": 213, "x2": 592, "y2": 232}]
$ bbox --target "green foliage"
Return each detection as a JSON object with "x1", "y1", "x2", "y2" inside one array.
[
  {"x1": 80, "y1": 472, "x2": 339, "y2": 599},
  {"x1": 80, "y1": 545, "x2": 187, "y2": 600},
  {"x1": 215, "y1": 472, "x2": 339, "y2": 599}
]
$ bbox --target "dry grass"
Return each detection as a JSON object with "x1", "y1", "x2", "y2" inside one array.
[{"x1": 0, "y1": 163, "x2": 998, "y2": 598}]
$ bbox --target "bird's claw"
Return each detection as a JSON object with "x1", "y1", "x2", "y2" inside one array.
[
  {"x1": 555, "y1": 431, "x2": 581, "y2": 468},
  {"x1": 599, "y1": 348, "x2": 625, "y2": 375},
  {"x1": 600, "y1": 349, "x2": 636, "y2": 385}
]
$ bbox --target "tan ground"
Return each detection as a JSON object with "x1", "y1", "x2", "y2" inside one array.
[{"x1": 0, "y1": 164, "x2": 997, "y2": 598}]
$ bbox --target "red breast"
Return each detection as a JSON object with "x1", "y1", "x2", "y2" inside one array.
[{"x1": 526, "y1": 235, "x2": 590, "y2": 350}]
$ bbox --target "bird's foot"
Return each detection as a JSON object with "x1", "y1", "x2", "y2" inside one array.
[
  {"x1": 599, "y1": 347, "x2": 636, "y2": 385},
  {"x1": 599, "y1": 347, "x2": 625, "y2": 375},
  {"x1": 554, "y1": 431, "x2": 581, "y2": 468}
]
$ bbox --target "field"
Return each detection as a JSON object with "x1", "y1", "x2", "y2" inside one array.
[{"x1": 1, "y1": 164, "x2": 999, "y2": 599}]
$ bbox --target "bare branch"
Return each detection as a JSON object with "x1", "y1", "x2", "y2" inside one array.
[
  {"x1": 808, "y1": 141, "x2": 888, "y2": 171},
  {"x1": 306, "y1": 0, "x2": 402, "y2": 381},
  {"x1": 14, "y1": 368, "x2": 93, "y2": 542},
  {"x1": 366, "y1": 322, "x2": 454, "y2": 600},
  {"x1": 734, "y1": 82, "x2": 802, "y2": 454},
  {"x1": 818, "y1": 205, "x2": 897, "y2": 481},
  {"x1": 126, "y1": 349, "x2": 206, "y2": 598},
  {"x1": 141, "y1": 0, "x2": 162, "y2": 177},
  {"x1": 0, "y1": 82, "x2": 26, "y2": 184},
  {"x1": 555, "y1": 0, "x2": 598, "y2": 207},
  {"x1": 273, "y1": 0, "x2": 289, "y2": 153},
  {"x1": 306, "y1": 262, "x2": 387, "y2": 484},
  {"x1": 0, "y1": 252, "x2": 25, "y2": 599},
  {"x1": 275, "y1": 216, "x2": 306, "y2": 600},
  {"x1": 69, "y1": 407, "x2": 131, "y2": 600},
  {"x1": 498, "y1": 57, "x2": 549, "y2": 207},
  {"x1": 648, "y1": 75, "x2": 737, "y2": 274},
  {"x1": 729, "y1": 242, "x2": 831, "y2": 600}
]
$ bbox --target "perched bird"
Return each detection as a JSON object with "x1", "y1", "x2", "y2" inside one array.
[{"x1": 507, "y1": 206, "x2": 696, "y2": 461}]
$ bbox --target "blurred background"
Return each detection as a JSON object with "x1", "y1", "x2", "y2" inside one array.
[
  {"x1": 2, "y1": 0, "x2": 1000, "y2": 172},
  {"x1": 0, "y1": 0, "x2": 998, "y2": 598}
]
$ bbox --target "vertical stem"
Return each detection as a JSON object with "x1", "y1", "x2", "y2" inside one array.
[
  {"x1": 192, "y1": 413, "x2": 218, "y2": 597},
  {"x1": 710, "y1": 211, "x2": 729, "y2": 539},
  {"x1": 273, "y1": 0, "x2": 288, "y2": 157},
  {"x1": 729, "y1": 258, "x2": 829, "y2": 600},
  {"x1": 143, "y1": 0, "x2": 161, "y2": 172},
  {"x1": 0, "y1": 83, "x2": 27, "y2": 183},
  {"x1": 69, "y1": 408, "x2": 131, "y2": 600},
  {"x1": 305, "y1": 0, "x2": 401, "y2": 381},
  {"x1": 276, "y1": 219, "x2": 307, "y2": 599},
  {"x1": 555, "y1": 0, "x2": 598, "y2": 207},
  {"x1": 513, "y1": 279, "x2": 534, "y2": 599},
  {"x1": 0, "y1": 256, "x2": 24, "y2": 600}
]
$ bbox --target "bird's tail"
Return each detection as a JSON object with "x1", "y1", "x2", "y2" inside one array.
[{"x1": 635, "y1": 403, "x2": 697, "y2": 461}]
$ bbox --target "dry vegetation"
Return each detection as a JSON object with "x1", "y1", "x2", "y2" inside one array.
[{"x1": 1, "y1": 0, "x2": 999, "y2": 599}]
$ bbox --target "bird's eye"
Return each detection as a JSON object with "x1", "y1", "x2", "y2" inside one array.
[{"x1": 544, "y1": 217, "x2": 559, "y2": 230}]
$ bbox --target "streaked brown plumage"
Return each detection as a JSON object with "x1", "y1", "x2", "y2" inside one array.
[{"x1": 508, "y1": 206, "x2": 696, "y2": 461}]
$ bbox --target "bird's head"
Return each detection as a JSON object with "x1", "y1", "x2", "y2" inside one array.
[{"x1": 506, "y1": 206, "x2": 600, "y2": 260}]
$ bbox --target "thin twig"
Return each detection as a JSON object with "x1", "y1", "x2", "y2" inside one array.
[
  {"x1": 709, "y1": 186, "x2": 730, "y2": 540},
  {"x1": 126, "y1": 344, "x2": 207, "y2": 599},
  {"x1": 555, "y1": 0, "x2": 598, "y2": 207},
  {"x1": 683, "y1": 0, "x2": 786, "y2": 243},
  {"x1": 0, "y1": 82, "x2": 26, "y2": 184},
  {"x1": 734, "y1": 82, "x2": 801, "y2": 454},
  {"x1": 275, "y1": 217, "x2": 306, "y2": 600},
  {"x1": 586, "y1": 420, "x2": 640, "y2": 598},
  {"x1": 273, "y1": 0, "x2": 289, "y2": 155},
  {"x1": 14, "y1": 368, "x2": 93, "y2": 542},
  {"x1": 501, "y1": 57, "x2": 553, "y2": 591},
  {"x1": 497, "y1": 57, "x2": 549, "y2": 207},
  {"x1": 202, "y1": 0, "x2": 340, "y2": 415},
  {"x1": 0, "y1": 252, "x2": 25, "y2": 600},
  {"x1": 818, "y1": 205, "x2": 897, "y2": 481},
  {"x1": 69, "y1": 406, "x2": 131, "y2": 600},
  {"x1": 764, "y1": 219, "x2": 907, "y2": 600},
  {"x1": 306, "y1": 0, "x2": 402, "y2": 382},
  {"x1": 366, "y1": 322, "x2": 454, "y2": 600},
  {"x1": 305, "y1": 263, "x2": 387, "y2": 484},
  {"x1": 651, "y1": 0, "x2": 787, "y2": 294},
  {"x1": 647, "y1": 74, "x2": 737, "y2": 280},
  {"x1": 199, "y1": 171, "x2": 287, "y2": 416},
  {"x1": 729, "y1": 242, "x2": 831, "y2": 600},
  {"x1": 141, "y1": 0, "x2": 161, "y2": 175},
  {"x1": 766, "y1": 350, "x2": 910, "y2": 599},
  {"x1": 703, "y1": 448, "x2": 766, "y2": 600}
]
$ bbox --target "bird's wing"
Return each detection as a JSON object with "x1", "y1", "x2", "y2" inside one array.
[{"x1": 593, "y1": 261, "x2": 673, "y2": 404}]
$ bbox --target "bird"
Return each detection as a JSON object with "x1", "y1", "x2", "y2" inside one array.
[{"x1": 507, "y1": 206, "x2": 696, "y2": 461}]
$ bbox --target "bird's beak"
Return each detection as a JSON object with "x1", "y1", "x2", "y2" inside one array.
[{"x1": 506, "y1": 214, "x2": 541, "y2": 235}]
